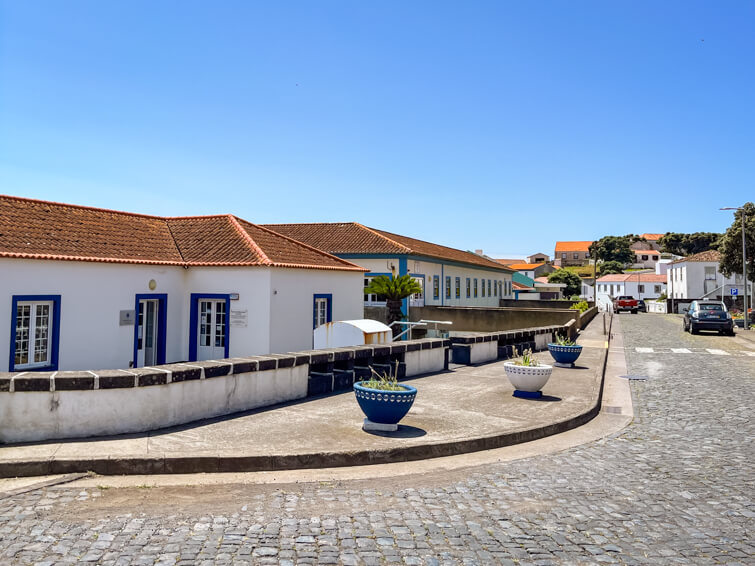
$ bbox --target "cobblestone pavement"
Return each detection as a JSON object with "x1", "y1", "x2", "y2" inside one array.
[{"x1": 1, "y1": 315, "x2": 753, "y2": 565}]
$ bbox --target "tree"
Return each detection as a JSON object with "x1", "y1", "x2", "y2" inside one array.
[
  {"x1": 658, "y1": 232, "x2": 721, "y2": 256},
  {"x1": 363, "y1": 275, "x2": 423, "y2": 336},
  {"x1": 718, "y1": 203, "x2": 755, "y2": 288},
  {"x1": 547, "y1": 270, "x2": 582, "y2": 298},
  {"x1": 589, "y1": 236, "x2": 634, "y2": 264},
  {"x1": 600, "y1": 260, "x2": 624, "y2": 275}
]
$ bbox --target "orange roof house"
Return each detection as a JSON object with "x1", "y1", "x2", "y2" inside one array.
[
  {"x1": 554, "y1": 241, "x2": 593, "y2": 253},
  {"x1": 1, "y1": 195, "x2": 366, "y2": 373}
]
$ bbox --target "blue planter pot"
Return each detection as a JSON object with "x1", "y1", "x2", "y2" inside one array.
[
  {"x1": 547, "y1": 344, "x2": 583, "y2": 367},
  {"x1": 353, "y1": 382, "x2": 417, "y2": 425}
]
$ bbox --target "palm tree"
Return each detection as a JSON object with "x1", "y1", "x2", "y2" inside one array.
[{"x1": 364, "y1": 274, "x2": 423, "y2": 337}]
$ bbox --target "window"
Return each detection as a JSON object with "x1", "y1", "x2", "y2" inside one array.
[
  {"x1": 11, "y1": 296, "x2": 60, "y2": 371},
  {"x1": 642, "y1": 255, "x2": 648, "y2": 261},
  {"x1": 433, "y1": 276, "x2": 440, "y2": 300},
  {"x1": 466, "y1": 278, "x2": 471, "y2": 298},
  {"x1": 410, "y1": 276, "x2": 424, "y2": 306},
  {"x1": 494, "y1": 280, "x2": 498, "y2": 297},
  {"x1": 585, "y1": 252, "x2": 590, "y2": 259},
  {"x1": 705, "y1": 266, "x2": 716, "y2": 280},
  {"x1": 364, "y1": 276, "x2": 387, "y2": 305},
  {"x1": 481, "y1": 279, "x2": 485, "y2": 297},
  {"x1": 474, "y1": 279, "x2": 478, "y2": 297},
  {"x1": 488, "y1": 280, "x2": 491, "y2": 296},
  {"x1": 638, "y1": 284, "x2": 645, "y2": 293},
  {"x1": 313, "y1": 294, "x2": 332, "y2": 329},
  {"x1": 654, "y1": 285, "x2": 661, "y2": 293},
  {"x1": 455, "y1": 277, "x2": 461, "y2": 299},
  {"x1": 445, "y1": 276, "x2": 451, "y2": 299},
  {"x1": 573, "y1": 252, "x2": 579, "y2": 259},
  {"x1": 561, "y1": 253, "x2": 566, "y2": 259}
]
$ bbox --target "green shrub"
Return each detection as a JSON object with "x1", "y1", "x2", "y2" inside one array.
[{"x1": 570, "y1": 300, "x2": 589, "y2": 312}]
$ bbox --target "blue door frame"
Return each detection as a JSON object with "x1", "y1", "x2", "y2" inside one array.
[
  {"x1": 132, "y1": 294, "x2": 168, "y2": 368},
  {"x1": 189, "y1": 293, "x2": 231, "y2": 361}
]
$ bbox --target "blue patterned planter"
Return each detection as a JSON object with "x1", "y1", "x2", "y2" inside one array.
[
  {"x1": 547, "y1": 344, "x2": 583, "y2": 367},
  {"x1": 353, "y1": 382, "x2": 417, "y2": 425}
]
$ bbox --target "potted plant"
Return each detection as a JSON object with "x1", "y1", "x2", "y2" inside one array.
[
  {"x1": 363, "y1": 274, "x2": 423, "y2": 338},
  {"x1": 354, "y1": 362, "x2": 417, "y2": 431},
  {"x1": 547, "y1": 334, "x2": 583, "y2": 367},
  {"x1": 503, "y1": 348, "x2": 553, "y2": 398}
]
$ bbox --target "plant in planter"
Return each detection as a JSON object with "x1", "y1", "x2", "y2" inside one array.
[
  {"x1": 363, "y1": 274, "x2": 423, "y2": 338},
  {"x1": 547, "y1": 334, "x2": 583, "y2": 367},
  {"x1": 503, "y1": 348, "x2": 553, "y2": 399},
  {"x1": 354, "y1": 362, "x2": 417, "y2": 431}
]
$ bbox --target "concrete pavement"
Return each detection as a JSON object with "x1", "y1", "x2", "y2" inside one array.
[{"x1": 0, "y1": 314, "x2": 616, "y2": 478}]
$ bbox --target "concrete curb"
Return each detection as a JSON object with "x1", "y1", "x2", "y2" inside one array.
[{"x1": 1, "y1": 316, "x2": 614, "y2": 478}]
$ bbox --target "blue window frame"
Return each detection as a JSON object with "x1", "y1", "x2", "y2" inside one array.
[
  {"x1": 189, "y1": 293, "x2": 230, "y2": 362},
  {"x1": 133, "y1": 294, "x2": 168, "y2": 368},
  {"x1": 481, "y1": 278, "x2": 485, "y2": 297},
  {"x1": 445, "y1": 276, "x2": 451, "y2": 299},
  {"x1": 488, "y1": 279, "x2": 492, "y2": 296},
  {"x1": 433, "y1": 276, "x2": 440, "y2": 300},
  {"x1": 313, "y1": 293, "x2": 332, "y2": 329},
  {"x1": 455, "y1": 277, "x2": 461, "y2": 299},
  {"x1": 474, "y1": 279, "x2": 478, "y2": 298},
  {"x1": 466, "y1": 278, "x2": 471, "y2": 298},
  {"x1": 9, "y1": 295, "x2": 61, "y2": 372}
]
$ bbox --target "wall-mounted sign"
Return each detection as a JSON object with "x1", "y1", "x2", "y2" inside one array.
[
  {"x1": 229, "y1": 293, "x2": 240, "y2": 300},
  {"x1": 230, "y1": 309, "x2": 248, "y2": 327},
  {"x1": 120, "y1": 310, "x2": 135, "y2": 326}
]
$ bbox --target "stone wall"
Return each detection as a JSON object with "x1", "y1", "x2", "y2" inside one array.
[
  {"x1": 498, "y1": 299, "x2": 578, "y2": 309},
  {"x1": 408, "y1": 305, "x2": 579, "y2": 333}
]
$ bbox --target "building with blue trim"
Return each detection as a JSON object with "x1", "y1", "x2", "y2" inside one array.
[{"x1": 263, "y1": 223, "x2": 515, "y2": 316}]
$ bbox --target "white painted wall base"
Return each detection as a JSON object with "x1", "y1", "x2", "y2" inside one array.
[
  {"x1": 469, "y1": 341, "x2": 499, "y2": 364},
  {"x1": 404, "y1": 348, "x2": 446, "y2": 376},
  {"x1": 0, "y1": 366, "x2": 309, "y2": 444}
]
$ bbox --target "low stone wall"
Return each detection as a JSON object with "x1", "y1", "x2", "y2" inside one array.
[
  {"x1": 409, "y1": 305, "x2": 579, "y2": 333},
  {"x1": 449, "y1": 325, "x2": 565, "y2": 365},
  {"x1": 0, "y1": 339, "x2": 449, "y2": 444},
  {"x1": 498, "y1": 299, "x2": 578, "y2": 309},
  {"x1": 579, "y1": 306, "x2": 599, "y2": 329}
]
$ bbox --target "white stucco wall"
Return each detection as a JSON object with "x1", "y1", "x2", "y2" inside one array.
[
  {"x1": 269, "y1": 268, "x2": 365, "y2": 353},
  {"x1": 409, "y1": 259, "x2": 512, "y2": 308},
  {"x1": 1, "y1": 258, "x2": 364, "y2": 371}
]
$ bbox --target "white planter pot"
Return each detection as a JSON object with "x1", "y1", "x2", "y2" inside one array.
[{"x1": 503, "y1": 362, "x2": 553, "y2": 393}]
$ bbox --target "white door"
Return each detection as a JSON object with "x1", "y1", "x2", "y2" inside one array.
[
  {"x1": 314, "y1": 297, "x2": 329, "y2": 329},
  {"x1": 198, "y1": 299, "x2": 227, "y2": 361},
  {"x1": 137, "y1": 299, "x2": 159, "y2": 367}
]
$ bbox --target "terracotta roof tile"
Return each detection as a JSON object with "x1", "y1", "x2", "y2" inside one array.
[
  {"x1": 495, "y1": 258, "x2": 522, "y2": 265},
  {"x1": 554, "y1": 241, "x2": 593, "y2": 252},
  {"x1": 640, "y1": 233, "x2": 665, "y2": 241},
  {"x1": 512, "y1": 281, "x2": 533, "y2": 290},
  {"x1": 670, "y1": 250, "x2": 721, "y2": 265},
  {"x1": 506, "y1": 263, "x2": 544, "y2": 270},
  {"x1": 0, "y1": 195, "x2": 363, "y2": 271},
  {"x1": 263, "y1": 223, "x2": 514, "y2": 273},
  {"x1": 634, "y1": 250, "x2": 660, "y2": 256}
]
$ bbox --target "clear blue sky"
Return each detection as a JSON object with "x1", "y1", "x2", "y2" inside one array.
[{"x1": 1, "y1": 1, "x2": 753, "y2": 258}]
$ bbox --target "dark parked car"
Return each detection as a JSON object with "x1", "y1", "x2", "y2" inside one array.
[
  {"x1": 683, "y1": 300, "x2": 735, "y2": 336},
  {"x1": 636, "y1": 299, "x2": 646, "y2": 312}
]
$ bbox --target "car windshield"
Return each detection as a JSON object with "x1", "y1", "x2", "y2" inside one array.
[{"x1": 699, "y1": 304, "x2": 725, "y2": 311}]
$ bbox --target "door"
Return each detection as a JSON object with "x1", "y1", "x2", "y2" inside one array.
[
  {"x1": 197, "y1": 299, "x2": 227, "y2": 361},
  {"x1": 137, "y1": 299, "x2": 159, "y2": 367}
]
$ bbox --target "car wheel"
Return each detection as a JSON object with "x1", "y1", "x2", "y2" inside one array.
[
  {"x1": 690, "y1": 325, "x2": 698, "y2": 335},
  {"x1": 632, "y1": 310, "x2": 638, "y2": 314}
]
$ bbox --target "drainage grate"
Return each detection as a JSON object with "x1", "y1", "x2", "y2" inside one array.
[{"x1": 618, "y1": 375, "x2": 648, "y2": 380}]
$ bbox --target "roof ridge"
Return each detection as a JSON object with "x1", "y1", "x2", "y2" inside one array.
[
  {"x1": 164, "y1": 219, "x2": 188, "y2": 264},
  {"x1": 242, "y1": 220, "x2": 364, "y2": 269},
  {"x1": 358, "y1": 224, "x2": 413, "y2": 253},
  {"x1": 1, "y1": 194, "x2": 165, "y2": 221},
  {"x1": 227, "y1": 215, "x2": 271, "y2": 265}
]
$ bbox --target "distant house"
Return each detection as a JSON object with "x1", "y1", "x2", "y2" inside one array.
[
  {"x1": 526, "y1": 252, "x2": 550, "y2": 264},
  {"x1": 505, "y1": 262, "x2": 556, "y2": 280},
  {"x1": 1, "y1": 196, "x2": 365, "y2": 372},
  {"x1": 554, "y1": 241, "x2": 593, "y2": 266},
  {"x1": 667, "y1": 250, "x2": 751, "y2": 304},
  {"x1": 263, "y1": 223, "x2": 515, "y2": 313},
  {"x1": 533, "y1": 277, "x2": 566, "y2": 300},
  {"x1": 595, "y1": 273, "x2": 667, "y2": 308},
  {"x1": 494, "y1": 258, "x2": 523, "y2": 266},
  {"x1": 631, "y1": 233, "x2": 664, "y2": 252},
  {"x1": 632, "y1": 249, "x2": 661, "y2": 269}
]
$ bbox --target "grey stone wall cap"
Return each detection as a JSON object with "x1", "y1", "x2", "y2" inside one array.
[{"x1": 228, "y1": 357, "x2": 259, "y2": 374}]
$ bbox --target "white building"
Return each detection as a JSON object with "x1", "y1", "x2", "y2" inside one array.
[
  {"x1": 263, "y1": 223, "x2": 516, "y2": 312},
  {"x1": 666, "y1": 250, "x2": 752, "y2": 301},
  {"x1": 1, "y1": 196, "x2": 365, "y2": 372},
  {"x1": 595, "y1": 272, "x2": 667, "y2": 309},
  {"x1": 632, "y1": 249, "x2": 661, "y2": 269}
]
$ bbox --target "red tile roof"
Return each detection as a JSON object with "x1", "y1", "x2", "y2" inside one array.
[
  {"x1": 634, "y1": 250, "x2": 660, "y2": 256},
  {"x1": 669, "y1": 250, "x2": 721, "y2": 265},
  {"x1": 512, "y1": 281, "x2": 533, "y2": 290},
  {"x1": 554, "y1": 241, "x2": 593, "y2": 252},
  {"x1": 506, "y1": 263, "x2": 544, "y2": 270},
  {"x1": 640, "y1": 233, "x2": 664, "y2": 241},
  {"x1": 495, "y1": 258, "x2": 522, "y2": 266},
  {"x1": 0, "y1": 195, "x2": 363, "y2": 271},
  {"x1": 263, "y1": 223, "x2": 514, "y2": 273}
]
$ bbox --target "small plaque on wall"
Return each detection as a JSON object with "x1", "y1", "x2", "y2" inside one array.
[
  {"x1": 120, "y1": 310, "x2": 135, "y2": 326},
  {"x1": 230, "y1": 310, "x2": 248, "y2": 327}
]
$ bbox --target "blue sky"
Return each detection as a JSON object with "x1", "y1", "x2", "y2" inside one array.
[{"x1": 1, "y1": 1, "x2": 753, "y2": 258}]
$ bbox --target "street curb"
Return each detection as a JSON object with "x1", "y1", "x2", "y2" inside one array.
[{"x1": 1, "y1": 317, "x2": 614, "y2": 478}]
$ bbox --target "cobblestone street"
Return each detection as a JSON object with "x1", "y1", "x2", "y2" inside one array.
[{"x1": 1, "y1": 314, "x2": 753, "y2": 565}]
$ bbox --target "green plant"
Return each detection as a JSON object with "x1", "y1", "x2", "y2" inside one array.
[
  {"x1": 657, "y1": 292, "x2": 667, "y2": 301},
  {"x1": 554, "y1": 334, "x2": 577, "y2": 346},
  {"x1": 547, "y1": 270, "x2": 583, "y2": 297},
  {"x1": 570, "y1": 300, "x2": 589, "y2": 312},
  {"x1": 363, "y1": 274, "x2": 423, "y2": 335},
  {"x1": 513, "y1": 348, "x2": 542, "y2": 367},
  {"x1": 361, "y1": 361, "x2": 405, "y2": 391}
]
